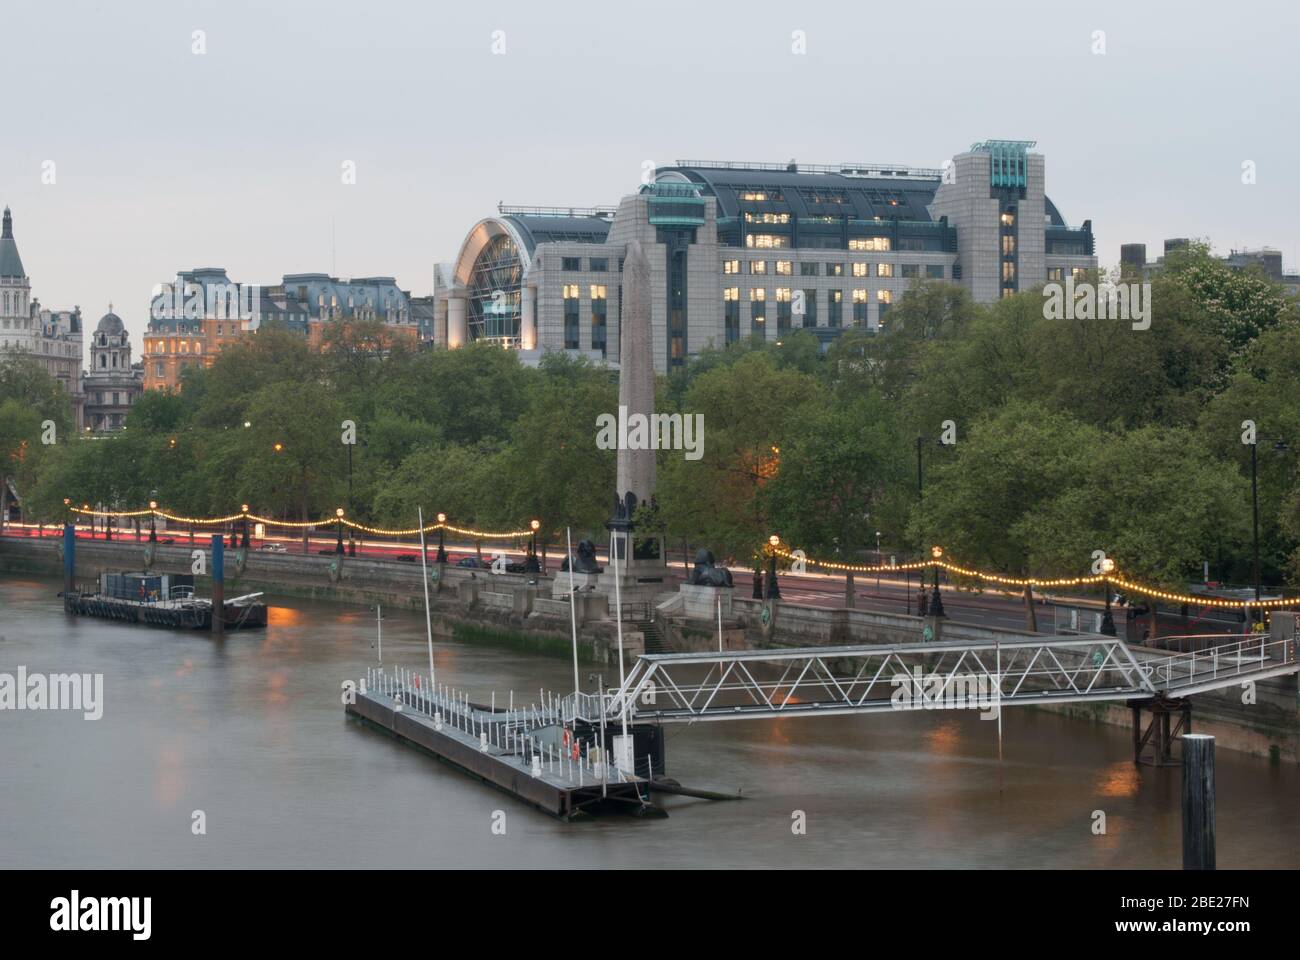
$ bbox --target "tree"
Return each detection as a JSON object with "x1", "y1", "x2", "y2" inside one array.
[
  {"x1": 234, "y1": 381, "x2": 344, "y2": 551},
  {"x1": 908, "y1": 402, "x2": 1104, "y2": 628},
  {"x1": 657, "y1": 351, "x2": 820, "y2": 579},
  {"x1": 495, "y1": 355, "x2": 617, "y2": 558},
  {"x1": 764, "y1": 395, "x2": 909, "y2": 603}
]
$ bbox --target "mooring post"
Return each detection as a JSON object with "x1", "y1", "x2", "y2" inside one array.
[
  {"x1": 1182, "y1": 733, "x2": 1216, "y2": 870},
  {"x1": 211, "y1": 534, "x2": 224, "y2": 635},
  {"x1": 63, "y1": 522, "x2": 75, "y2": 599}
]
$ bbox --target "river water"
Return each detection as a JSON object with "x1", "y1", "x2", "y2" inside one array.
[{"x1": 2, "y1": 575, "x2": 1297, "y2": 869}]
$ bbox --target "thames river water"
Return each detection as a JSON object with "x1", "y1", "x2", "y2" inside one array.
[{"x1": 2, "y1": 574, "x2": 1298, "y2": 869}]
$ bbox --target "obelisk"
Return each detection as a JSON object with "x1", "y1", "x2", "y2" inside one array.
[{"x1": 616, "y1": 239, "x2": 656, "y2": 510}]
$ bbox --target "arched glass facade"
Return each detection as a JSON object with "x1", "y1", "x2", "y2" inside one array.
[{"x1": 466, "y1": 233, "x2": 522, "y2": 344}]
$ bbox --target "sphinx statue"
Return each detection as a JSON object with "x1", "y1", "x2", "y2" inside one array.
[
  {"x1": 688, "y1": 548, "x2": 734, "y2": 588},
  {"x1": 559, "y1": 538, "x2": 602, "y2": 574}
]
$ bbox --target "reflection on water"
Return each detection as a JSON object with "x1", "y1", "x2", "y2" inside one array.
[{"x1": 1, "y1": 575, "x2": 1297, "y2": 869}]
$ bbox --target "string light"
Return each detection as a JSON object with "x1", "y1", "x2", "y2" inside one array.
[
  {"x1": 61, "y1": 502, "x2": 1300, "y2": 609},
  {"x1": 68, "y1": 503, "x2": 533, "y2": 539},
  {"x1": 772, "y1": 546, "x2": 1298, "y2": 609}
]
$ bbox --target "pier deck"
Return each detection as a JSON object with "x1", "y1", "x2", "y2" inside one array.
[{"x1": 345, "y1": 669, "x2": 655, "y2": 821}]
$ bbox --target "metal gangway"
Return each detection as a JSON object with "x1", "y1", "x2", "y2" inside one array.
[{"x1": 581, "y1": 634, "x2": 1298, "y2": 724}]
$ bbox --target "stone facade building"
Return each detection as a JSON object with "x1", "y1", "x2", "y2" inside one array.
[
  {"x1": 82, "y1": 307, "x2": 144, "y2": 432},
  {"x1": 0, "y1": 206, "x2": 85, "y2": 424},
  {"x1": 143, "y1": 268, "x2": 420, "y2": 391},
  {"x1": 434, "y1": 140, "x2": 1097, "y2": 374}
]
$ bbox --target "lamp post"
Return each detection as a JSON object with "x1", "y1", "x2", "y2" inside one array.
[
  {"x1": 435, "y1": 512, "x2": 447, "y2": 564},
  {"x1": 765, "y1": 534, "x2": 782, "y2": 600},
  {"x1": 148, "y1": 496, "x2": 158, "y2": 543},
  {"x1": 928, "y1": 545, "x2": 945, "y2": 617},
  {"x1": 347, "y1": 442, "x2": 356, "y2": 556},
  {"x1": 1100, "y1": 557, "x2": 1117, "y2": 636},
  {"x1": 526, "y1": 519, "x2": 541, "y2": 573},
  {"x1": 1248, "y1": 437, "x2": 1289, "y2": 607},
  {"x1": 241, "y1": 504, "x2": 250, "y2": 549},
  {"x1": 335, "y1": 508, "x2": 345, "y2": 555}
]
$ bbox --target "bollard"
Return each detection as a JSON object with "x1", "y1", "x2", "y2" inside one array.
[{"x1": 1182, "y1": 734, "x2": 1216, "y2": 870}]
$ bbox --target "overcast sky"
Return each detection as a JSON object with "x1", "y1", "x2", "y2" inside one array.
[{"x1": 2, "y1": 0, "x2": 1297, "y2": 362}]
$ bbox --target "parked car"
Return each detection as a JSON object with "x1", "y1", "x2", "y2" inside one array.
[
  {"x1": 394, "y1": 554, "x2": 417, "y2": 563},
  {"x1": 259, "y1": 543, "x2": 286, "y2": 553},
  {"x1": 456, "y1": 556, "x2": 486, "y2": 569}
]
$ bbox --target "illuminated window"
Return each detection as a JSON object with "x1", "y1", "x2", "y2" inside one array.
[
  {"x1": 744, "y1": 212, "x2": 790, "y2": 224},
  {"x1": 591, "y1": 285, "x2": 607, "y2": 357},
  {"x1": 749, "y1": 261, "x2": 767, "y2": 275},
  {"x1": 745, "y1": 234, "x2": 786, "y2": 249},
  {"x1": 849, "y1": 237, "x2": 890, "y2": 252},
  {"x1": 723, "y1": 259, "x2": 740, "y2": 274},
  {"x1": 1071, "y1": 267, "x2": 1087, "y2": 279},
  {"x1": 877, "y1": 263, "x2": 894, "y2": 278},
  {"x1": 1000, "y1": 212, "x2": 1015, "y2": 228},
  {"x1": 724, "y1": 287, "x2": 740, "y2": 343},
  {"x1": 877, "y1": 289, "x2": 892, "y2": 303},
  {"x1": 1002, "y1": 262, "x2": 1016, "y2": 282},
  {"x1": 775, "y1": 288, "x2": 792, "y2": 332},
  {"x1": 749, "y1": 288, "x2": 766, "y2": 301},
  {"x1": 853, "y1": 289, "x2": 868, "y2": 324},
  {"x1": 1002, "y1": 235, "x2": 1016, "y2": 255},
  {"x1": 852, "y1": 262, "x2": 869, "y2": 277},
  {"x1": 563, "y1": 285, "x2": 580, "y2": 349},
  {"x1": 826, "y1": 263, "x2": 843, "y2": 277},
  {"x1": 775, "y1": 261, "x2": 792, "y2": 276},
  {"x1": 829, "y1": 289, "x2": 843, "y2": 327},
  {"x1": 1047, "y1": 267, "x2": 1064, "y2": 281}
]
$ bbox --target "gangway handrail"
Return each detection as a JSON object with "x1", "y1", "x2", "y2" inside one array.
[{"x1": 1141, "y1": 635, "x2": 1295, "y2": 694}]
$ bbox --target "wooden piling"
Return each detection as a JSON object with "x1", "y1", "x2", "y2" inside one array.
[{"x1": 1181, "y1": 733, "x2": 1216, "y2": 870}]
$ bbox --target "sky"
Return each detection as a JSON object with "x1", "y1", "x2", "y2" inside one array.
[{"x1": 2, "y1": 0, "x2": 1298, "y2": 365}]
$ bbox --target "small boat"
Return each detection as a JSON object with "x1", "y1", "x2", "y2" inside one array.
[{"x1": 63, "y1": 572, "x2": 267, "y2": 631}]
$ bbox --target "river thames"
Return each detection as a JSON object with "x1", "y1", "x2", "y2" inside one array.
[{"x1": 2, "y1": 575, "x2": 1298, "y2": 869}]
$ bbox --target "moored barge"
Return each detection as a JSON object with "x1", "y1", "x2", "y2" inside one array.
[{"x1": 64, "y1": 572, "x2": 268, "y2": 630}]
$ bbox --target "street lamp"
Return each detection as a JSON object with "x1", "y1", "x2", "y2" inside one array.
[
  {"x1": 928, "y1": 545, "x2": 945, "y2": 618},
  {"x1": 241, "y1": 504, "x2": 250, "y2": 549},
  {"x1": 346, "y1": 441, "x2": 356, "y2": 556},
  {"x1": 1100, "y1": 557, "x2": 1117, "y2": 636},
  {"x1": 1248, "y1": 436, "x2": 1289, "y2": 607},
  {"x1": 765, "y1": 534, "x2": 782, "y2": 600},
  {"x1": 435, "y1": 512, "x2": 447, "y2": 563},
  {"x1": 148, "y1": 498, "x2": 158, "y2": 543},
  {"x1": 527, "y1": 519, "x2": 541, "y2": 573},
  {"x1": 335, "y1": 508, "x2": 345, "y2": 555}
]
